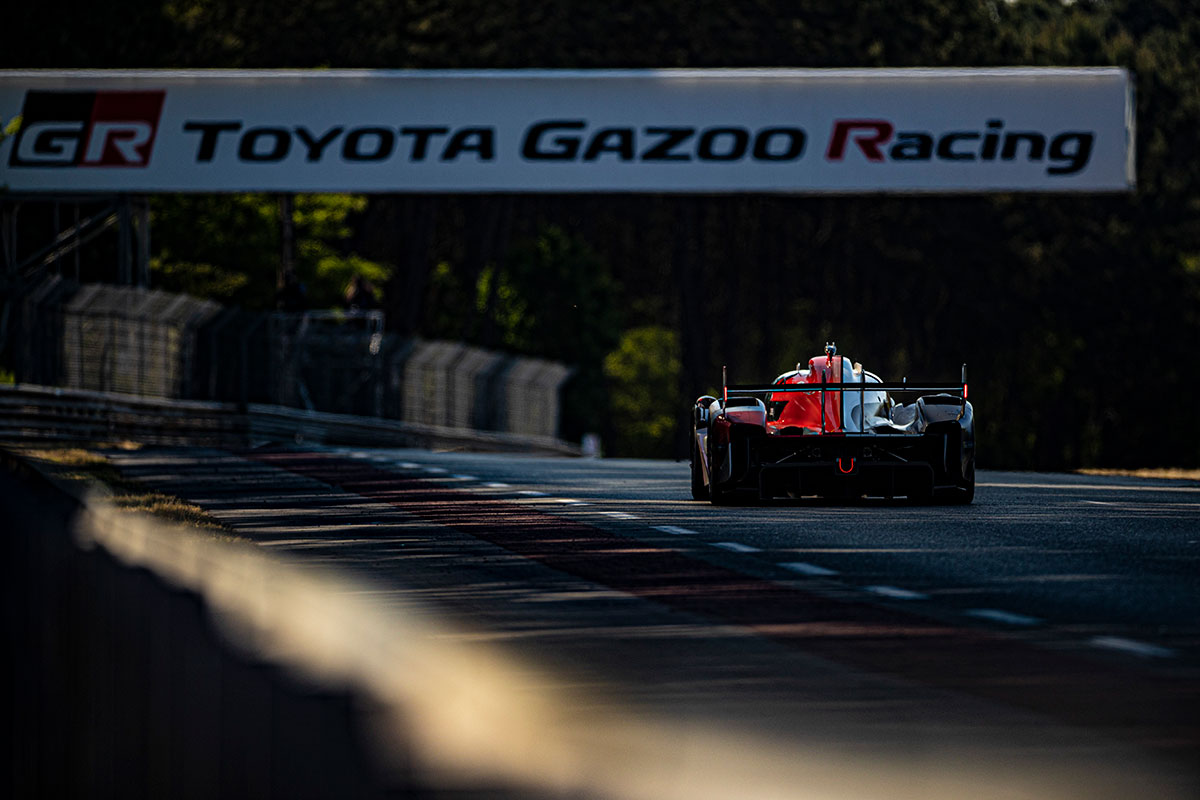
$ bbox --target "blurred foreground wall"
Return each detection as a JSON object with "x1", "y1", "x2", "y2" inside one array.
[{"x1": 0, "y1": 452, "x2": 402, "y2": 799}]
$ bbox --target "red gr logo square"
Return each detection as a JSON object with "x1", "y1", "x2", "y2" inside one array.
[{"x1": 9, "y1": 90, "x2": 166, "y2": 168}]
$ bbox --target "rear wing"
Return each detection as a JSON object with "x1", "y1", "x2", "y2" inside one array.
[
  {"x1": 727, "y1": 363, "x2": 967, "y2": 399},
  {"x1": 720, "y1": 365, "x2": 969, "y2": 432},
  {"x1": 728, "y1": 382, "x2": 964, "y2": 395}
]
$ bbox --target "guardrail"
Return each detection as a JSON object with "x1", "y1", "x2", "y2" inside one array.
[
  {"x1": 0, "y1": 383, "x2": 242, "y2": 447},
  {"x1": 0, "y1": 383, "x2": 580, "y2": 455}
]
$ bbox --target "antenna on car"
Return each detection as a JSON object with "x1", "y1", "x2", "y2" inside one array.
[
  {"x1": 960, "y1": 363, "x2": 968, "y2": 417},
  {"x1": 722, "y1": 365, "x2": 728, "y2": 408}
]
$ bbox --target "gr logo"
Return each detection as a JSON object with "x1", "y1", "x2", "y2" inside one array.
[{"x1": 10, "y1": 90, "x2": 165, "y2": 168}]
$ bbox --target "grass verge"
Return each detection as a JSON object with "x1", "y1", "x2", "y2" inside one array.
[
  {"x1": 20, "y1": 447, "x2": 243, "y2": 539},
  {"x1": 1077, "y1": 467, "x2": 1200, "y2": 481}
]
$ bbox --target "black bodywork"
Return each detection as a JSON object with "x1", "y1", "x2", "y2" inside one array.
[{"x1": 693, "y1": 381, "x2": 975, "y2": 504}]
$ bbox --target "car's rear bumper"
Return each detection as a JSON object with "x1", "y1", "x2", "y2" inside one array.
[{"x1": 716, "y1": 428, "x2": 971, "y2": 500}]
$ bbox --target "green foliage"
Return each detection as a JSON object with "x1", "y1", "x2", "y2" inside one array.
[
  {"x1": 605, "y1": 327, "x2": 681, "y2": 459},
  {"x1": 150, "y1": 194, "x2": 390, "y2": 309},
  {"x1": 422, "y1": 224, "x2": 622, "y2": 444},
  {"x1": 150, "y1": 194, "x2": 278, "y2": 308},
  {"x1": 489, "y1": 226, "x2": 621, "y2": 364},
  {"x1": 1, "y1": 114, "x2": 20, "y2": 141}
]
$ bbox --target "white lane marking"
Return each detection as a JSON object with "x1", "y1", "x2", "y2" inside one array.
[
  {"x1": 653, "y1": 525, "x2": 698, "y2": 535},
  {"x1": 1089, "y1": 636, "x2": 1176, "y2": 658},
  {"x1": 484, "y1": 482, "x2": 510, "y2": 489},
  {"x1": 982, "y1": 482, "x2": 1198, "y2": 494},
  {"x1": 1082, "y1": 500, "x2": 1113, "y2": 505},
  {"x1": 863, "y1": 585, "x2": 929, "y2": 600},
  {"x1": 452, "y1": 475, "x2": 477, "y2": 481},
  {"x1": 601, "y1": 511, "x2": 639, "y2": 520},
  {"x1": 425, "y1": 467, "x2": 448, "y2": 474},
  {"x1": 965, "y1": 608, "x2": 1041, "y2": 626},
  {"x1": 713, "y1": 541, "x2": 761, "y2": 553},
  {"x1": 398, "y1": 462, "x2": 420, "y2": 469},
  {"x1": 780, "y1": 561, "x2": 839, "y2": 576},
  {"x1": 517, "y1": 490, "x2": 548, "y2": 497},
  {"x1": 556, "y1": 499, "x2": 590, "y2": 506}
]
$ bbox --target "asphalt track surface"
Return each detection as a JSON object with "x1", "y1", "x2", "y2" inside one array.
[{"x1": 106, "y1": 446, "x2": 1200, "y2": 798}]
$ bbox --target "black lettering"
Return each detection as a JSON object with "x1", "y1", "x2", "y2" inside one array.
[
  {"x1": 889, "y1": 132, "x2": 933, "y2": 161},
  {"x1": 343, "y1": 127, "x2": 395, "y2": 161},
  {"x1": 1001, "y1": 132, "x2": 1046, "y2": 161},
  {"x1": 980, "y1": 119, "x2": 1003, "y2": 160},
  {"x1": 522, "y1": 120, "x2": 584, "y2": 160},
  {"x1": 295, "y1": 126, "x2": 343, "y2": 161},
  {"x1": 442, "y1": 127, "x2": 494, "y2": 161},
  {"x1": 642, "y1": 127, "x2": 694, "y2": 161},
  {"x1": 697, "y1": 127, "x2": 749, "y2": 161},
  {"x1": 752, "y1": 127, "x2": 805, "y2": 161},
  {"x1": 184, "y1": 121, "x2": 242, "y2": 162},
  {"x1": 239, "y1": 127, "x2": 290, "y2": 162},
  {"x1": 1047, "y1": 132, "x2": 1094, "y2": 175},
  {"x1": 583, "y1": 128, "x2": 635, "y2": 161},
  {"x1": 400, "y1": 127, "x2": 449, "y2": 161},
  {"x1": 936, "y1": 132, "x2": 979, "y2": 161}
]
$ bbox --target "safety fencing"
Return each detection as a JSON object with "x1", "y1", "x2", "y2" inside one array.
[{"x1": 7, "y1": 277, "x2": 575, "y2": 448}]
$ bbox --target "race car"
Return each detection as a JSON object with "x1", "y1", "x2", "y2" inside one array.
[{"x1": 691, "y1": 344, "x2": 974, "y2": 504}]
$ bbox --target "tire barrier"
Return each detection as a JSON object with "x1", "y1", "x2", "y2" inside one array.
[{"x1": 8, "y1": 278, "x2": 575, "y2": 445}]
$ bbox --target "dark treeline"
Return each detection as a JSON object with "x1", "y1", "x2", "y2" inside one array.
[{"x1": 3, "y1": 1, "x2": 1198, "y2": 468}]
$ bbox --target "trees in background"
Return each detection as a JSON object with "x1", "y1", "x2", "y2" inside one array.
[
  {"x1": 150, "y1": 194, "x2": 389, "y2": 310},
  {"x1": 3, "y1": 0, "x2": 1197, "y2": 467}
]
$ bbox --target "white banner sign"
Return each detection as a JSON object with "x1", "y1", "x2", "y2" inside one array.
[{"x1": 0, "y1": 69, "x2": 1134, "y2": 194}]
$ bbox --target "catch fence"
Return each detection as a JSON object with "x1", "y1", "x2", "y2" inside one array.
[{"x1": 8, "y1": 277, "x2": 574, "y2": 444}]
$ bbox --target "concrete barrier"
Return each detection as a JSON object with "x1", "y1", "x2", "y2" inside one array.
[{"x1": 0, "y1": 450, "x2": 406, "y2": 798}]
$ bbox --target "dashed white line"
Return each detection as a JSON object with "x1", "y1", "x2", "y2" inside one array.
[
  {"x1": 965, "y1": 608, "x2": 1041, "y2": 626},
  {"x1": 425, "y1": 467, "x2": 448, "y2": 475},
  {"x1": 483, "y1": 482, "x2": 510, "y2": 489},
  {"x1": 780, "y1": 562, "x2": 839, "y2": 577},
  {"x1": 397, "y1": 462, "x2": 420, "y2": 469},
  {"x1": 556, "y1": 498, "x2": 590, "y2": 506},
  {"x1": 1089, "y1": 636, "x2": 1175, "y2": 659},
  {"x1": 517, "y1": 490, "x2": 548, "y2": 497},
  {"x1": 712, "y1": 541, "x2": 761, "y2": 553},
  {"x1": 653, "y1": 525, "x2": 698, "y2": 536},
  {"x1": 863, "y1": 585, "x2": 929, "y2": 600},
  {"x1": 452, "y1": 475, "x2": 477, "y2": 481},
  {"x1": 601, "y1": 511, "x2": 639, "y2": 520}
]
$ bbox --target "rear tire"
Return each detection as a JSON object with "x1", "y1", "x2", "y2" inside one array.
[
  {"x1": 708, "y1": 445, "x2": 734, "y2": 505},
  {"x1": 690, "y1": 435, "x2": 708, "y2": 501}
]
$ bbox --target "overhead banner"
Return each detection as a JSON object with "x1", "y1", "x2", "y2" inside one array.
[{"x1": 0, "y1": 69, "x2": 1134, "y2": 194}]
